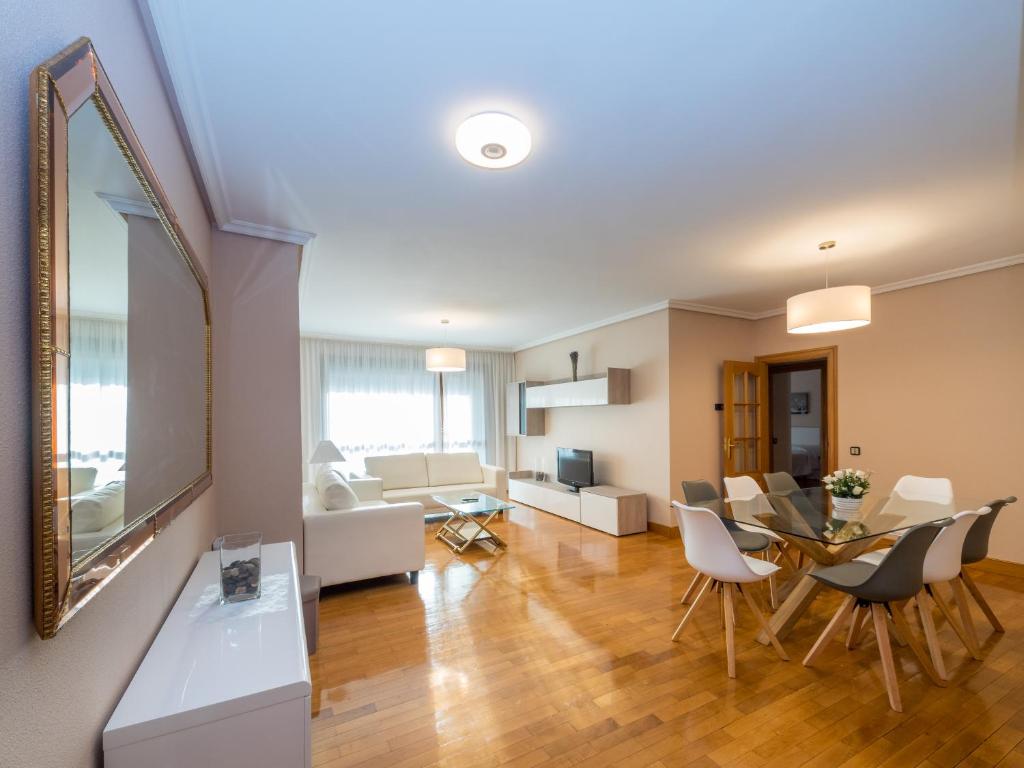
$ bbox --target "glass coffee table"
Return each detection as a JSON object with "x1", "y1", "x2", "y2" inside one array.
[{"x1": 433, "y1": 492, "x2": 514, "y2": 554}]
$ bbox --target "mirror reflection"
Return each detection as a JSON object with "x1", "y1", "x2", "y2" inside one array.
[{"x1": 67, "y1": 98, "x2": 207, "y2": 562}]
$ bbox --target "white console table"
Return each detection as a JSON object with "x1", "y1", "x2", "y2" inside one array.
[
  {"x1": 103, "y1": 542, "x2": 312, "y2": 768},
  {"x1": 508, "y1": 476, "x2": 647, "y2": 536}
]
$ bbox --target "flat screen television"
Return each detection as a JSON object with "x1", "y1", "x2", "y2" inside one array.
[{"x1": 557, "y1": 447, "x2": 594, "y2": 492}]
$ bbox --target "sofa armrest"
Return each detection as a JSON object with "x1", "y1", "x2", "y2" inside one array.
[
  {"x1": 481, "y1": 463, "x2": 508, "y2": 499},
  {"x1": 349, "y1": 477, "x2": 384, "y2": 501},
  {"x1": 303, "y1": 502, "x2": 426, "y2": 587}
]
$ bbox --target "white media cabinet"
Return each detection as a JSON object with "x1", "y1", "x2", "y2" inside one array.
[
  {"x1": 508, "y1": 474, "x2": 647, "y2": 536},
  {"x1": 103, "y1": 542, "x2": 311, "y2": 768}
]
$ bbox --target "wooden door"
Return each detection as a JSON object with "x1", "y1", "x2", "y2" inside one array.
[{"x1": 722, "y1": 361, "x2": 770, "y2": 484}]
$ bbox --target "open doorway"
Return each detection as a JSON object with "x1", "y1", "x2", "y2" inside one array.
[
  {"x1": 758, "y1": 347, "x2": 837, "y2": 487},
  {"x1": 767, "y1": 361, "x2": 826, "y2": 488},
  {"x1": 721, "y1": 347, "x2": 836, "y2": 487}
]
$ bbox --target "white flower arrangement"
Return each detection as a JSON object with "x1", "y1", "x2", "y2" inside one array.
[{"x1": 822, "y1": 468, "x2": 872, "y2": 499}]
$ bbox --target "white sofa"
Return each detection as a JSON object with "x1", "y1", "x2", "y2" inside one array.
[
  {"x1": 302, "y1": 477, "x2": 425, "y2": 587},
  {"x1": 362, "y1": 452, "x2": 508, "y2": 511}
]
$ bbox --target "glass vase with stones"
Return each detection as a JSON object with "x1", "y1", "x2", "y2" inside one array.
[{"x1": 219, "y1": 532, "x2": 262, "y2": 603}]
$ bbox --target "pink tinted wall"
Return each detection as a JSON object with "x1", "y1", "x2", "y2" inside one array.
[
  {"x1": 668, "y1": 309, "x2": 754, "y2": 506},
  {"x1": 211, "y1": 230, "x2": 303, "y2": 564},
  {"x1": 515, "y1": 311, "x2": 673, "y2": 525},
  {"x1": 753, "y1": 265, "x2": 1024, "y2": 562},
  {"x1": 0, "y1": 3, "x2": 217, "y2": 766}
]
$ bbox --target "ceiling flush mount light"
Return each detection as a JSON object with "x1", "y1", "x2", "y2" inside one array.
[
  {"x1": 425, "y1": 319, "x2": 467, "y2": 372},
  {"x1": 455, "y1": 112, "x2": 531, "y2": 169},
  {"x1": 786, "y1": 241, "x2": 871, "y2": 334}
]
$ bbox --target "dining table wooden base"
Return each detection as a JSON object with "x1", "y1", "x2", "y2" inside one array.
[{"x1": 755, "y1": 531, "x2": 880, "y2": 646}]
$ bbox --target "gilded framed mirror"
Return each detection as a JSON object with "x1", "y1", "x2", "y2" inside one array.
[{"x1": 31, "y1": 38, "x2": 212, "y2": 638}]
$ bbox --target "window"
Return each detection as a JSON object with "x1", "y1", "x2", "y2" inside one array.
[{"x1": 301, "y1": 338, "x2": 515, "y2": 477}]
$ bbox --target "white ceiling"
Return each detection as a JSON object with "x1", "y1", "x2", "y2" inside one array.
[{"x1": 144, "y1": 1, "x2": 1024, "y2": 350}]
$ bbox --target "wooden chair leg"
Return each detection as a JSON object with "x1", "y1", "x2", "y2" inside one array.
[
  {"x1": 723, "y1": 583, "x2": 737, "y2": 678},
  {"x1": 872, "y1": 604, "x2": 903, "y2": 713},
  {"x1": 846, "y1": 603, "x2": 863, "y2": 649},
  {"x1": 960, "y1": 569, "x2": 1004, "y2": 633},
  {"x1": 804, "y1": 595, "x2": 857, "y2": 667},
  {"x1": 890, "y1": 600, "x2": 945, "y2": 687},
  {"x1": 931, "y1": 585, "x2": 981, "y2": 660},
  {"x1": 765, "y1": 553, "x2": 778, "y2": 611},
  {"x1": 915, "y1": 592, "x2": 947, "y2": 683},
  {"x1": 950, "y1": 577, "x2": 982, "y2": 657},
  {"x1": 681, "y1": 571, "x2": 706, "y2": 605},
  {"x1": 887, "y1": 607, "x2": 909, "y2": 648},
  {"x1": 672, "y1": 578, "x2": 715, "y2": 641},
  {"x1": 737, "y1": 583, "x2": 789, "y2": 661},
  {"x1": 774, "y1": 542, "x2": 798, "y2": 572}
]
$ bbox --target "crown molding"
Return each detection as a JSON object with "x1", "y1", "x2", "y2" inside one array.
[
  {"x1": 514, "y1": 301, "x2": 672, "y2": 352},
  {"x1": 97, "y1": 193, "x2": 158, "y2": 219},
  {"x1": 741, "y1": 252, "x2": 1024, "y2": 321},
  {"x1": 301, "y1": 331, "x2": 515, "y2": 354},
  {"x1": 142, "y1": 0, "x2": 233, "y2": 225},
  {"x1": 219, "y1": 220, "x2": 316, "y2": 246},
  {"x1": 515, "y1": 254, "x2": 1024, "y2": 351},
  {"x1": 665, "y1": 299, "x2": 762, "y2": 320},
  {"x1": 870, "y1": 252, "x2": 1024, "y2": 296}
]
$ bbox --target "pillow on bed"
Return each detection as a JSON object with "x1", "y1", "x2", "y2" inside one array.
[{"x1": 316, "y1": 469, "x2": 360, "y2": 511}]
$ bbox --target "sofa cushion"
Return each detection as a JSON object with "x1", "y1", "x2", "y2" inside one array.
[
  {"x1": 316, "y1": 469, "x2": 360, "y2": 510},
  {"x1": 426, "y1": 452, "x2": 483, "y2": 486},
  {"x1": 69, "y1": 467, "x2": 98, "y2": 495},
  {"x1": 71, "y1": 480, "x2": 125, "y2": 533},
  {"x1": 364, "y1": 453, "x2": 428, "y2": 490}
]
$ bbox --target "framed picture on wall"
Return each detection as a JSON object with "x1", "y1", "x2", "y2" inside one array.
[{"x1": 790, "y1": 392, "x2": 810, "y2": 415}]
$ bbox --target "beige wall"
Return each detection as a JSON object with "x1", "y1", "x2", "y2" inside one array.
[
  {"x1": 515, "y1": 311, "x2": 673, "y2": 525},
  {"x1": 668, "y1": 309, "x2": 753, "y2": 510},
  {"x1": 515, "y1": 266, "x2": 1023, "y2": 557},
  {"x1": 0, "y1": 6, "x2": 217, "y2": 767},
  {"x1": 753, "y1": 265, "x2": 1024, "y2": 562},
  {"x1": 212, "y1": 231, "x2": 303, "y2": 563}
]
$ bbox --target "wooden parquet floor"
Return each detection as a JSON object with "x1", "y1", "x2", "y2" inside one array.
[{"x1": 310, "y1": 505, "x2": 1024, "y2": 768}]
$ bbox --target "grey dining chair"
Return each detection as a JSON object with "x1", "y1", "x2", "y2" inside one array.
[
  {"x1": 958, "y1": 496, "x2": 1018, "y2": 633},
  {"x1": 763, "y1": 471, "x2": 821, "y2": 565},
  {"x1": 680, "y1": 480, "x2": 774, "y2": 607},
  {"x1": 802, "y1": 519, "x2": 952, "y2": 713}
]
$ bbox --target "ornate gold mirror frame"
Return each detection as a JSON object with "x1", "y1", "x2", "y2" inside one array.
[{"x1": 31, "y1": 38, "x2": 212, "y2": 638}]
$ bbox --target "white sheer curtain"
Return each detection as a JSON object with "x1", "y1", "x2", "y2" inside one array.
[
  {"x1": 300, "y1": 336, "x2": 515, "y2": 480},
  {"x1": 70, "y1": 316, "x2": 127, "y2": 485}
]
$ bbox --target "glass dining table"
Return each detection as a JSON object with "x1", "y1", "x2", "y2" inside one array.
[{"x1": 720, "y1": 488, "x2": 989, "y2": 645}]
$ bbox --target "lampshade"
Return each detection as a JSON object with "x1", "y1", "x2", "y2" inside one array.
[
  {"x1": 455, "y1": 112, "x2": 532, "y2": 169},
  {"x1": 309, "y1": 439, "x2": 345, "y2": 464},
  {"x1": 425, "y1": 347, "x2": 466, "y2": 372},
  {"x1": 787, "y1": 285, "x2": 871, "y2": 334}
]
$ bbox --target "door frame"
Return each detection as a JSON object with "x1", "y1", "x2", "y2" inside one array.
[{"x1": 755, "y1": 346, "x2": 838, "y2": 479}]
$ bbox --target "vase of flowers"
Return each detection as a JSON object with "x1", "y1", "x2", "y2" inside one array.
[{"x1": 824, "y1": 468, "x2": 872, "y2": 520}]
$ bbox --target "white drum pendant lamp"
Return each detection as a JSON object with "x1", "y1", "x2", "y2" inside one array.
[
  {"x1": 425, "y1": 320, "x2": 466, "y2": 372},
  {"x1": 425, "y1": 346, "x2": 466, "y2": 372},
  {"x1": 787, "y1": 241, "x2": 871, "y2": 334}
]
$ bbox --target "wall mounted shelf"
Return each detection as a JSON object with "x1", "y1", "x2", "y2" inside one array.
[
  {"x1": 524, "y1": 368, "x2": 630, "y2": 408},
  {"x1": 506, "y1": 381, "x2": 545, "y2": 436}
]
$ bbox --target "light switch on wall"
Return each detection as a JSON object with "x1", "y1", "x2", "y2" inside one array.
[{"x1": 850, "y1": 446, "x2": 861, "y2": 456}]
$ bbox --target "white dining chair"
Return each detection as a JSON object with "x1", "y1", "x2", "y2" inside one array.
[
  {"x1": 724, "y1": 475, "x2": 798, "y2": 575},
  {"x1": 670, "y1": 502, "x2": 789, "y2": 678},
  {"x1": 893, "y1": 475, "x2": 954, "y2": 503},
  {"x1": 855, "y1": 506, "x2": 988, "y2": 680}
]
